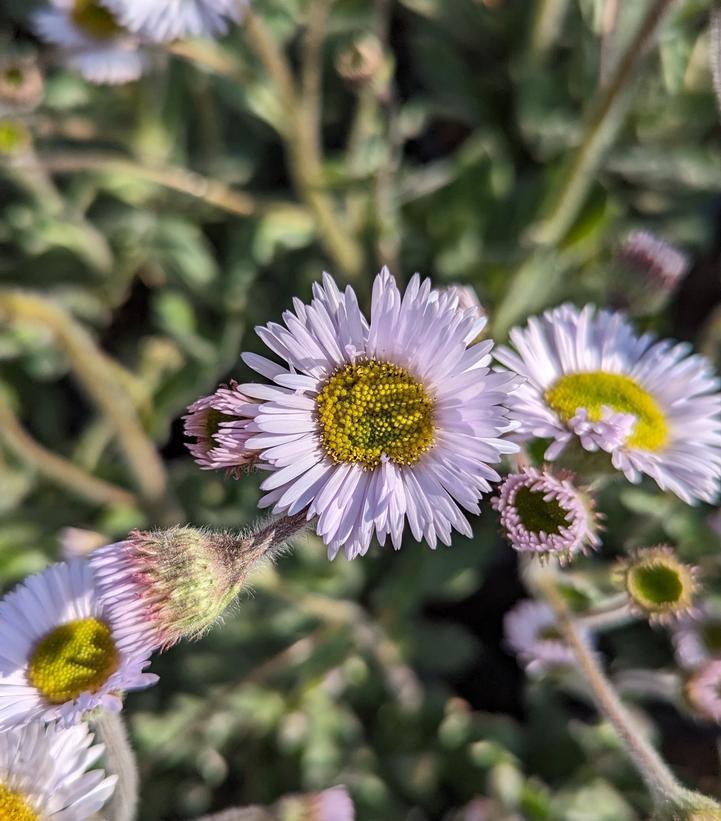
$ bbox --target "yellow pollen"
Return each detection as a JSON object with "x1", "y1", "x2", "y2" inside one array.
[
  {"x1": 545, "y1": 371, "x2": 669, "y2": 451},
  {"x1": 316, "y1": 360, "x2": 435, "y2": 468},
  {"x1": 71, "y1": 0, "x2": 122, "y2": 39},
  {"x1": 28, "y1": 617, "x2": 119, "y2": 705},
  {"x1": 0, "y1": 784, "x2": 37, "y2": 821}
]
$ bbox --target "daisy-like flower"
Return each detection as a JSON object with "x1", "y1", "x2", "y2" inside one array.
[
  {"x1": 183, "y1": 382, "x2": 257, "y2": 472},
  {"x1": 492, "y1": 465, "x2": 599, "y2": 564},
  {"x1": 33, "y1": 0, "x2": 145, "y2": 85},
  {"x1": 0, "y1": 721, "x2": 116, "y2": 819},
  {"x1": 615, "y1": 546, "x2": 698, "y2": 625},
  {"x1": 235, "y1": 268, "x2": 518, "y2": 559},
  {"x1": 103, "y1": 0, "x2": 248, "y2": 43},
  {"x1": 504, "y1": 599, "x2": 591, "y2": 674},
  {"x1": 685, "y1": 659, "x2": 721, "y2": 723},
  {"x1": 672, "y1": 603, "x2": 721, "y2": 670},
  {"x1": 495, "y1": 303, "x2": 721, "y2": 504},
  {"x1": 0, "y1": 559, "x2": 158, "y2": 730}
]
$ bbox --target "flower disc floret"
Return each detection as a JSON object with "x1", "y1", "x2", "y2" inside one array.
[
  {"x1": 28, "y1": 618, "x2": 119, "y2": 705},
  {"x1": 0, "y1": 785, "x2": 36, "y2": 820},
  {"x1": 316, "y1": 360, "x2": 434, "y2": 468},
  {"x1": 545, "y1": 372, "x2": 669, "y2": 451},
  {"x1": 71, "y1": 0, "x2": 122, "y2": 38}
]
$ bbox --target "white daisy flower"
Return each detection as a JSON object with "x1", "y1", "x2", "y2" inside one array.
[
  {"x1": 33, "y1": 0, "x2": 146, "y2": 85},
  {"x1": 504, "y1": 599, "x2": 592, "y2": 674},
  {"x1": 0, "y1": 559, "x2": 158, "y2": 731},
  {"x1": 238, "y1": 268, "x2": 519, "y2": 559},
  {"x1": 0, "y1": 721, "x2": 116, "y2": 819},
  {"x1": 495, "y1": 303, "x2": 721, "y2": 504},
  {"x1": 103, "y1": 0, "x2": 248, "y2": 43}
]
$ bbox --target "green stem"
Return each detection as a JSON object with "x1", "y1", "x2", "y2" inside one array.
[
  {"x1": 529, "y1": 0, "x2": 571, "y2": 57},
  {"x1": 527, "y1": 0, "x2": 675, "y2": 247},
  {"x1": 93, "y1": 711, "x2": 139, "y2": 821}
]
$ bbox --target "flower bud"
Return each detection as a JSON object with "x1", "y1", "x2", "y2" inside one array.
[
  {"x1": 335, "y1": 34, "x2": 384, "y2": 90},
  {"x1": 0, "y1": 57, "x2": 44, "y2": 111},
  {"x1": 616, "y1": 546, "x2": 698, "y2": 624},
  {"x1": 90, "y1": 514, "x2": 306, "y2": 648}
]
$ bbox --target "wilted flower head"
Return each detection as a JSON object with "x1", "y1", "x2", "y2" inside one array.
[
  {"x1": 685, "y1": 659, "x2": 721, "y2": 723},
  {"x1": 671, "y1": 602, "x2": 721, "y2": 670},
  {"x1": 33, "y1": 0, "x2": 146, "y2": 85},
  {"x1": 616, "y1": 546, "x2": 698, "y2": 624},
  {"x1": 183, "y1": 382, "x2": 257, "y2": 472},
  {"x1": 90, "y1": 516, "x2": 305, "y2": 648},
  {"x1": 103, "y1": 0, "x2": 248, "y2": 43},
  {"x1": 234, "y1": 268, "x2": 518, "y2": 559},
  {"x1": 504, "y1": 599, "x2": 591, "y2": 674},
  {"x1": 0, "y1": 57, "x2": 44, "y2": 111},
  {"x1": 0, "y1": 559, "x2": 158, "y2": 730},
  {"x1": 492, "y1": 465, "x2": 599, "y2": 564},
  {"x1": 618, "y1": 229, "x2": 690, "y2": 291},
  {"x1": 495, "y1": 303, "x2": 721, "y2": 505},
  {"x1": 0, "y1": 721, "x2": 116, "y2": 819}
]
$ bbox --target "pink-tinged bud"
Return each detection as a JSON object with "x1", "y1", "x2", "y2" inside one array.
[
  {"x1": 618, "y1": 230, "x2": 690, "y2": 292},
  {"x1": 90, "y1": 514, "x2": 307, "y2": 648},
  {"x1": 183, "y1": 381, "x2": 258, "y2": 473}
]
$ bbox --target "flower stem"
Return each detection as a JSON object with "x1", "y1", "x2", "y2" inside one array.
[
  {"x1": 536, "y1": 572, "x2": 720, "y2": 815},
  {"x1": 93, "y1": 710, "x2": 139, "y2": 821}
]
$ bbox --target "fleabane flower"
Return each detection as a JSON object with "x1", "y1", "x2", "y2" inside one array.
[
  {"x1": 615, "y1": 546, "x2": 698, "y2": 625},
  {"x1": 492, "y1": 465, "x2": 599, "y2": 565},
  {"x1": 238, "y1": 268, "x2": 519, "y2": 559},
  {"x1": 672, "y1": 602, "x2": 721, "y2": 671},
  {"x1": 103, "y1": 0, "x2": 248, "y2": 43},
  {"x1": 33, "y1": 0, "x2": 146, "y2": 85},
  {"x1": 504, "y1": 599, "x2": 591, "y2": 674},
  {"x1": 495, "y1": 303, "x2": 721, "y2": 504},
  {"x1": 0, "y1": 721, "x2": 116, "y2": 819},
  {"x1": 90, "y1": 516, "x2": 305, "y2": 648},
  {"x1": 183, "y1": 382, "x2": 257, "y2": 472},
  {"x1": 0, "y1": 559, "x2": 158, "y2": 730}
]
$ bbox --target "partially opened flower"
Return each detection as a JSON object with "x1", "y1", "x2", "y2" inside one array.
[
  {"x1": 103, "y1": 0, "x2": 248, "y2": 42},
  {"x1": 492, "y1": 466, "x2": 599, "y2": 564},
  {"x1": 90, "y1": 516, "x2": 305, "y2": 648},
  {"x1": 504, "y1": 599, "x2": 591, "y2": 674},
  {"x1": 672, "y1": 603, "x2": 721, "y2": 670},
  {"x1": 0, "y1": 559, "x2": 158, "y2": 730},
  {"x1": 616, "y1": 546, "x2": 698, "y2": 625},
  {"x1": 183, "y1": 382, "x2": 257, "y2": 472},
  {"x1": 495, "y1": 304, "x2": 721, "y2": 504},
  {"x1": 685, "y1": 659, "x2": 721, "y2": 723},
  {"x1": 0, "y1": 721, "x2": 116, "y2": 819},
  {"x1": 237, "y1": 268, "x2": 518, "y2": 559},
  {"x1": 33, "y1": 0, "x2": 146, "y2": 85}
]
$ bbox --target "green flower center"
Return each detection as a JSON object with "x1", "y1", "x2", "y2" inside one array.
[
  {"x1": 71, "y1": 0, "x2": 122, "y2": 39},
  {"x1": 204, "y1": 408, "x2": 237, "y2": 440},
  {"x1": 316, "y1": 360, "x2": 434, "y2": 468},
  {"x1": 538, "y1": 626, "x2": 563, "y2": 641},
  {"x1": 628, "y1": 564, "x2": 683, "y2": 608},
  {"x1": 0, "y1": 784, "x2": 37, "y2": 820},
  {"x1": 2, "y1": 68, "x2": 24, "y2": 88},
  {"x1": 701, "y1": 623, "x2": 721, "y2": 655},
  {"x1": 514, "y1": 486, "x2": 569, "y2": 535},
  {"x1": 28, "y1": 617, "x2": 119, "y2": 704},
  {"x1": 545, "y1": 372, "x2": 669, "y2": 451}
]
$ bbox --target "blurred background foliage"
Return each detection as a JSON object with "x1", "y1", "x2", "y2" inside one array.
[{"x1": 2, "y1": 0, "x2": 721, "y2": 818}]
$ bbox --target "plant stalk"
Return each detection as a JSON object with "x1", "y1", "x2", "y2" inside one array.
[{"x1": 93, "y1": 711, "x2": 139, "y2": 821}]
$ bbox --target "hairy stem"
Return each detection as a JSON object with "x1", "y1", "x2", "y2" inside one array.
[
  {"x1": 93, "y1": 711, "x2": 139, "y2": 821},
  {"x1": 527, "y1": 0, "x2": 675, "y2": 246},
  {"x1": 243, "y1": 10, "x2": 363, "y2": 278},
  {"x1": 0, "y1": 290, "x2": 182, "y2": 525},
  {"x1": 0, "y1": 395, "x2": 138, "y2": 509}
]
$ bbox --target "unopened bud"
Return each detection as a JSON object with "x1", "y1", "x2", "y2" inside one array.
[
  {"x1": 90, "y1": 514, "x2": 307, "y2": 648},
  {"x1": 615, "y1": 546, "x2": 698, "y2": 624},
  {"x1": 336, "y1": 34, "x2": 384, "y2": 90},
  {"x1": 0, "y1": 57, "x2": 44, "y2": 111}
]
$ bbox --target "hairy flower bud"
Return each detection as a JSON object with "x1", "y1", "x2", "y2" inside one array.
[
  {"x1": 615, "y1": 546, "x2": 698, "y2": 624},
  {"x1": 90, "y1": 514, "x2": 307, "y2": 648}
]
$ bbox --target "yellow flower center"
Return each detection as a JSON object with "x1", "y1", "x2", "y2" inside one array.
[
  {"x1": 0, "y1": 121, "x2": 29, "y2": 155},
  {"x1": 316, "y1": 360, "x2": 434, "y2": 468},
  {"x1": 0, "y1": 784, "x2": 37, "y2": 821},
  {"x1": 71, "y1": 0, "x2": 122, "y2": 39},
  {"x1": 28, "y1": 617, "x2": 119, "y2": 704},
  {"x1": 545, "y1": 372, "x2": 669, "y2": 451}
]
